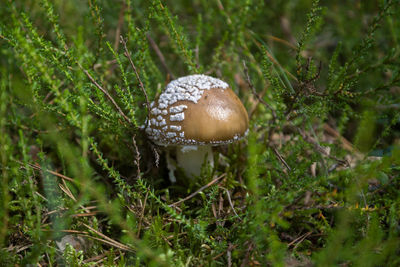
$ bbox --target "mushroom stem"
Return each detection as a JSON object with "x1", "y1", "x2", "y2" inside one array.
[
  {"x1": 176, "y1": 145, "x2": 214, "y2": 178},
  {"x1": 166, "y1": 149, "x2": 177, "y2": 183}
]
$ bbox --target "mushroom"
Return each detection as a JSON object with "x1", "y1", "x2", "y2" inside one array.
[{"x1": 145, "y1": 74, "x2": 248, "y2": 182}]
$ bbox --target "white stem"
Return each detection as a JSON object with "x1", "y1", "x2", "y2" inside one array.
[
  {"x1": 166, "y1": 150, "x2": 177, "y2": 183},
  {"x1": 176, "y1": 145, "x2": 213, "y2": 178}
]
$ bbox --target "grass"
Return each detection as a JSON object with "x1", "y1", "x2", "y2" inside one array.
[{"x1": 1, "y1": 0, "x2": 400, "y2": 266}]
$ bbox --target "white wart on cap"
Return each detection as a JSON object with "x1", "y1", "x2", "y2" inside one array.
[{"x1": 145, "y1": 74, "x2": 249, "y2": 146}]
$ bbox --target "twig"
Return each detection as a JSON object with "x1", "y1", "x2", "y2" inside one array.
[
  {"x1": 220, "y1": 186, "x2": 242, "y2": 220},
  {"x1": 323, "y1": 124, "x2": 362, "y2": 158},
  {"x1": 169, "y1": 174, "x2": 226, "y2": 207},
  {"x1": 218, "y1": 191, "x2": 224, "y2": 218},
  {"x1": 285, "y1": 58, "x2": 324, "y2": 118},
  {"x1": 146, "y1": 33, "x2": 175, "y2": 79},
  {"x1": 137, "y1": 190, "x2": 148, "y2": 238},
  {"x1": 227, "y1": 246, "x2": 232, "y2": 267},
  {"x1": 212, "y1": 246, "x2": 236, "y2": 261},
  {"x1": 240, "y1": 241, "x2": 254, "y2": 267},
  {"x1": 77, "y1": 62, "x2": 132, "y2": 124},
  {"x1": 211, "y1": 203, "x2": 217, "y2": 219},
  {"x1": 132, "y1": 135, "x2": 141, "y2": 177},
  {"x1": 243, "y1": 61, "x2": 277, "y2": 121},
  {"x1": 296, "y1": 126, "x2": 349, "y2": 167},
  {"x1": 271, "y1": 147, "x2": 291, "y2": 171},
  {"x1": 198, "y1": 244, "x2": 238, "y2": 267},
  {"x1": 120, "y1": 35, "x2": 151, "y2": 123}
]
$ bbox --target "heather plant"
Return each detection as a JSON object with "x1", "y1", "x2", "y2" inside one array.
[{"x1": 1, "y1": 0, "x2": 400, "y2": 266}]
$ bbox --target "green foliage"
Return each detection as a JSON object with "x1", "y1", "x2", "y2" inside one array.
[{"x1": 1, "y1": 0, "x2": 400, "y2": 266}]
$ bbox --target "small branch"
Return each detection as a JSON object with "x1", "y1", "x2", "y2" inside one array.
[
  {"x1": 220, "y1": 186, "x2": 242, "y2": 220},
  {"x1": 296, "y1": 126, "x2": 349, "y2": 167},
  {"x1": 136, "y1": 190, "x2": 148, "y2": 238},
  {"x1": 198, "y1": 244, "x2": 238, "y2": 267},
  {"x1": 243, "y1": 61, "x2": 277, "y2": 121},
  {"x1": 146, "y1": 33, "x2": 175, "y2": 79},
  {"x1": 271, "y1": 146, "x2": 291, "y2": 172},
  {"x1": 323, "y1": 124, "x2": 361, "y2": 156},
  {"x1": 284, "y1": 88, "x2": 302, "y2": 118},
  {"x1": 132, "y1": 135, "x2": 141, "y2": 177},
  {"x1": 77, "y1": 62, "x2": 132, "y2": 124},
  {"x1": 169, "y1": 174, "x2": 226, "y2": 207},
  {"x1": 120, "y1": 36, "x2": 151, "y2": 122},
  {"x1": 240, "y1": 241, "x2": 255, "y2": 267},
  {"x1": 214, "y1": 244, "x2": 237, "y2": 262}
]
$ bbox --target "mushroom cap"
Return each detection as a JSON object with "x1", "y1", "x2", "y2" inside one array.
[{"x1": 145, "y1": 74, "x2": 249, "y2": 146}]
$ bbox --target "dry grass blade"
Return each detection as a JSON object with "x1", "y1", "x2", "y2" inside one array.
[
  {"x1": 71, "y1": 212, "x2": 98, "y2": 217},
  {"x1": 44, "y1": 207, "x2": 68, "y2": 216},
  {"x1": 267, "y1": 34, "x2": 297, "y2": 49},
  {"x1": 59, "y1": 183, "x2": 77, "y2": 201},
  {"x1": 16, "y1": 160, "x2": 76, "y2": 183},
  {"x1": 80, "y1": 234, "x2": 133, "y2": 252},
  {"x1": 83, "y1": 223, "x2": 133, "y2": 252},
  {"x1": 7, "y1": 243, "x2": 33, "y2": 253},
  {"x1": 59, "y1": 230, "x2": 89, "y2": 234},
  {"x1": 169, "y1": 173, "x2": 227, "y2": 207},
  {"x1": 287, "y1": 231, "x2": 312, "y2": 249},
  {"x1": 59, "y1": 178, "x2": 92, "y2": 213},
  {"x1": 222, "y1": 187, "x2": 242, "y2": 220},
  {"x1": 219, "y1": 186, "x2": 241, "y2": 220}
]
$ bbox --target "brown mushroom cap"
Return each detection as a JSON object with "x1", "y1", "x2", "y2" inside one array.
[{"x1": 145, "y1": 75, "x2": 249, "y2": 146}]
